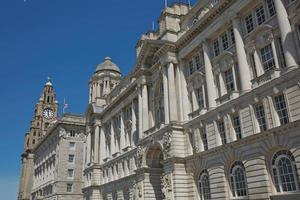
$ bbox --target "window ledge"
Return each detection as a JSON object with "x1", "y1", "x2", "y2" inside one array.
[
  {"x1": 270, "y1": 192, "x2": 300, "y2": 200},
  {"x1": 188, "y1": 108, "x2": 207, "y2": 119},
  {"x1": 216, "y1": 91, "x2": 239, "y2": 104},
  {"x1": 251, "y1": 68, "x2": 281, "y2": 88}
]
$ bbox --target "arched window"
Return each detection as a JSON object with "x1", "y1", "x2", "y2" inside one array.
[
  {"x1": 154, "y1": 81, "x2": 165, "y2": 126},
  {"x1": 198, "y1": 170, "x2": 211, "y2": 200},
  {"x1": 272, "y1": 150, "x2": 300, "y2": 192},
  {"x1": 230, "y1": 161, "x2": 248, "y2": 197}
]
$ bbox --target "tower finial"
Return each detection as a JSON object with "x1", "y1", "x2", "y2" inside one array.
[{"x1": 46, "y1": 76, "x2": 53, "y2": 86}]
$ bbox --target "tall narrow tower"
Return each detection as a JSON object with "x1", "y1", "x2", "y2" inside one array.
[
  {"x1": 18, "y1": 78, "x2": 58, "y2": 200},
  {"x1": 89, "y1": 57, "x2": 122, "y2": 106}
]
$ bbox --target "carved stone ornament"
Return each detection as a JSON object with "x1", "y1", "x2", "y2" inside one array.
[
  {"x1": 133, "y1": 181, "x2": 143, "y2": 200},
  {"x1": 192, "y1": 145, "x2": 200, "y2": 154},
  {"x1": 161, "y1": 173, "x2": 173, "y2": 200},
  {"x1": 162, "y1": 132, "x2": 172, "y2": 158},
  {"x1": 135, "y1": 145, "x2": 144, "y2": 168},
  {"x1": 105, "y1": 133, "x2": 111, "y2": 145},
  {"x1": 59, "y1": 127, "x2": 67, "y2": 139}
]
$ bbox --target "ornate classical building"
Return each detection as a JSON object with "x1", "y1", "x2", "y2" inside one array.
[{"x1": 83, "y1": 0, "x2": 300, "y2": 200}]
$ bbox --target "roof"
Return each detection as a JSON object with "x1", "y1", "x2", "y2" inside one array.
[{"x1": 95, "y1": 57, "x2": 121, "y2": 73}]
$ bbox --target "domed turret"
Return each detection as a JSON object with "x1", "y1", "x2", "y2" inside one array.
[
  {"x1": 89, "y1": 57, "x2": 122, "y2": 106},
  {"x1": 95, "y1": 57, "x2": 121, "y2": 73}
]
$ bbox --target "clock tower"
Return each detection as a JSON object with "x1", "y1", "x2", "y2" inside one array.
[{"x1": 18, "y1": 78, "x2": 59, "y2": 200}]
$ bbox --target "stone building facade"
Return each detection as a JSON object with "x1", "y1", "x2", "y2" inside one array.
[
  {"x1": 18, "y1": 79, "x2": 59, "y2": 200},
  {"x1": 31, "y1": 114, "x2": 86, "y2": 200},
  {"x1": 83, "y1": 0, "x2": 300, "y2": 200}
]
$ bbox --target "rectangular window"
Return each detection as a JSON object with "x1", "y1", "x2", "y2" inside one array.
[
  {"x1": 213, "y1": 39, "x2": 220, "y2": 57},
  {"x1": 245, "y1": 13, "x2": 254, "y2": 33},
  {"x1": 256, "y1": 5, "x2": 266, "y2": 25},
  {"x1": 67, "y1": 169, "x2": 74, "y2": 178},
  {"x1": 274, "y1": 94, "x2": 289, "y2": 125},
  {"x1": 230, "y1": 27, "x2": 235, "y2": 45},
  {"x1": 217, "y1": 120, "x2": 227, "y2": 145},
  {"x1": 277, "y1": 37, "x2": 286, "y2": 68},
  {"x1": 266, "y1": 0, "x2": 276, "y2": 17},
  {"x1": 255, "y1": 104, "x2": 268, "y2": 132},
  {"x1": 69, "y1": 142, "x2": 75, "y2": 149},
  {"x1": 232, "y1": 115, "x2": 242, "y2": 140},
  {"x1": 194, "y1": 53, "x2": 204, "y2": 71},
  {"x1": 68, "y1": 154, "x2": 75, "y2": 163},
  {"x1": 200, "y1": 127, "x2": 208, "y2": 151},
  {"x1": 66, "y1": 183, "x2": 73, "y2": 192},
  {"x1": 224, "y1": 68, "x2": 235, "y2": 93},
  {"x1": 189, "y1": 60, "x2": 194, "y2": 75},
  {"x1": 221, "y1": 32, "x2": 229, "y2": 50},
  {"x1": 70, "y1": 130, "x2": 76, "y2": 137},
  {"x1": 260, "y1": 44, "x2": 276, "y2": 72},
  {"x1": 195, "y1": 87, "x2": 205, "y2": 109}
]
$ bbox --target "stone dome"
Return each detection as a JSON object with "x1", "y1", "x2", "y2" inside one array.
[{"x1": 95, "y1": 57, "x2": 121, "y2": 73}]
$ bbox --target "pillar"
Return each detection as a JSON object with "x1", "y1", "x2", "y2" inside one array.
[
  {"x1": 167, "y1": 62, "x2": 178, "y2": 121},
  {"x1": 94, "y1": 122, "x2": 100, "y2": 164},
  {"x1": 142, "y1": 84, "x2": 149, "y2": 132},
  {"x1": 138, "y1": 86, "x2": 143, "y2": 139},
  {"x1": 203, "y1": 42, "x2": 217, "y2": 108},
  {"x1": 274, "y1": 0, "x2": 298, "y2": 68},
  {"x1": 232, "y1": 17, "x2": 252, "y2": 91},
  {"x1": 163, "y1": 66, "x2": 170, "y2": 124},
  {"x1": 100, "y1": 127, "x2": 106, "y2": 164}
]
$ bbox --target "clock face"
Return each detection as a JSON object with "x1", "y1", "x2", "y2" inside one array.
[{"x1": 43, "y1": 108, "x2": 54, "y2": 120}]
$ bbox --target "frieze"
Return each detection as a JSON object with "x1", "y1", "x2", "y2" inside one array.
[
  {"x1": 162, "y1": 132, "x2": 172, "y2": 159},
  {"x1": 161, "y1": 173, "x2": 173, "y2": 200}
]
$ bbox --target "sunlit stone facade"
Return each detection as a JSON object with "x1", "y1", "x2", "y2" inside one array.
[{"x1": 87, "y1": 0, "x2": 300, "y2": 199}]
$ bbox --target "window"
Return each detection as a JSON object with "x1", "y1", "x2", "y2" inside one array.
[
  {"x1": 67, "y1": 169, "x2": 74, "y2": 178},
  {"x1": 272, "y1": 150, "x2": 299, "y2": 192},
  {"x1": 189, "y1": 60, "x2": 194, "y2": 75},
  {"x1": 221, "y1": 33, "x2": 229, "y2": 50},
  {"x1": 66, "y1": 183, "x2": 73, "y2": 192},
  {"x1": 245, "y1": 13, "x2": 254, "y2": 33},
  {"x1": 274, "y1": 94, "x2": 289, "y2": 125},
  {"x1": 68, "y1": 154, "x2": 75, "y2": 163},
  {"x1": 198, "y1": 170, "x2": 211, "y2": 200},
  {"x1": 260, "y1": 44, "x2": 276, "y2": 72},
  {"x1": 217, "y1": 120, "x2": 227, "y2": 144},
  {"x1": 255, "y1": 5, "x2": 266, "y2": 25},
  {"x1": 230, "y1": 28, "x2": 235, "y2": 45},
  {"x1": 32, "y1": 139, "x2": 36, "y2": 145},
  {"x1": 69, "y1": 142, "x2": 75, "y2": 149},
  {"x1": 224, "y1": 68, "x2": 235, "y2": 93},
  {"x1": 277, "y1": 38, "x2": 286, "y2": 68},
  {"x1": 200, "y1": 127, "x2": 208, "y2": 151},
  {"x1": 266, "y1": 0, "x2": 276, "y2": 17},
  {"x1": 232, "y1": 115, "x2": 242, "y2": 140},
  {"x1": 230, "y1": 161, "x2": 248, "y2": 197},
  {"x1": 195, "y1": 88, "x2": 205, "y2": 109},
  {"x1": 194, "y1": 54, "x2": 204, "y2": 71},
  {"x1": 255, "y1": 103, "x2": 267, "y2": 132},
  {"x1": 154, "y1": 81, "x2": 165, "y2": 125},
  {"x1": 70, "y1": 130, "x2": 76, "y2": 137},
  {"x1": 213, "y1": 39, "x2": 220, "y2": 57}
]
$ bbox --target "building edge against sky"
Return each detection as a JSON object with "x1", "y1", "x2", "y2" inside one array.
[{"x1": 18, "y1": 0, "x2": 300, "y2": 200}]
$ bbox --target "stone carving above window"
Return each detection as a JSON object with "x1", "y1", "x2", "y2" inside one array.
[
  {"x1": 161, "y1": 173, "x2": 174, "y2": 200},
  {"x1": 162, "y1": 132, "x2": 172, "y2": 159}
]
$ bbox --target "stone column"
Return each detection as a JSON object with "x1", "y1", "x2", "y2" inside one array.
[
  {"x1": 219, "y1": 73, "x2": 226, "y2": 96},
  {"x1": 274, "y1": 0, "x2": 298, "y2": 68},
  {"x1": 94, "y1": 122, "x2": 100, "y2": 164},
  {"x1": 138, "y1": 86, "x2": 143, "y2": 139},
  {"x1": 232, "y1": 17, "x2": 252, "y2": 91},
  {"x1": 167, "y1": 62, "x2": 178, "y2": 121},
  {"x1": 191, "y1": 90, "x2": 198, "y2": 112},
  {"x1": 131, "y1": 100, "x2": 137, "y2": 146},
  {"x1": 203, "y1": 41, "x2": 217, "y2": 108},
  {"x1": 120, "y1": 114, "x2": 126, "y2": 151},
  {"x1": 100, "y1": 127, "x2": 106, "y2": 164},
  {"x1": 110, "y1": 122, "x2": 115, "y2": 156},
  {"x1": 86, "y1": 127, "x2": 91, "y2": 164},
  {"x1": 162, "y1": 66, "x2": 170, "y2": 124},
  {"x1": 270, "y1": 38, "x2": 280, "y2": 69},
  {"x1": 253, "y1": 49, "x2": 264, "y2": 77},
  {"x1": 142, "y1": 84, "x2": 149, "y2": 132},
  {"x1": 179, "y1": 62, "x2": 190, "y2": 121}
]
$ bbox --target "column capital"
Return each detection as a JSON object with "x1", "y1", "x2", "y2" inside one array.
[{"x1": 93, "y1": 119, "x2": 102, "y2": 127}]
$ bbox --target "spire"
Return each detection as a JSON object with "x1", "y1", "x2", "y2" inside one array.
[{"x1": 45, "y1": 76, "x2": 53, "y2": 87}]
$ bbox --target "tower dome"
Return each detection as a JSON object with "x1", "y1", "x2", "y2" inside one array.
[{"x1": 95, "y1": 57, "x2": 121, "y2": 73}]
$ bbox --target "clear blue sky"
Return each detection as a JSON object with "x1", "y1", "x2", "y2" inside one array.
[{"x1": 0, "y1": 0, "x2": 196, "y2": 199}]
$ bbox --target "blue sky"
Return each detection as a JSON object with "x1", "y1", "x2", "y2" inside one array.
[{"x1": 0, "y1": 0, "x2": 196, "y2": 199}]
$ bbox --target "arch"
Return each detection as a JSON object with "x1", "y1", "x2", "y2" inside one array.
[
  {"x1": 229, "y1": 161, "x2": 248, "y2": 198},
  {"x1": 197, "y1": 170, "x2": 211, "y2": 200},
  {"x1": 145, "y1": 143, "x2": 164, "y2": 199},
  {"x1": 271, "y1": 150, "x2": 300, "y2": 193}
]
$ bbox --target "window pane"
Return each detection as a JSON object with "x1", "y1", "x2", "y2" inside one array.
[
  {"x1": 245, "y1": 13, "x2": 254, "y2": 33},
  {"x1": 217, "y1": 120, "x2": 227, "y2": 144},
  {"x1": 224, "y1": 68, "x2": 235, "y2": 93},
  {"x1": 232, "y1": 115, "x2": 242, "y2": 140},
  {"x1": 274, "y1": 94, "x2": 289, "y2": 125},
  {"x1": 256, "y1": 5, "x2": 266, "y2": 25},
  {"x1": 266, "y1": 0, "x2": 276, "y2": 17},
  {"x1": 255, "y1": 104, "x2": 267, "y2": 131},
  {"x1": 260, "y1": 44, "x2": 276, "y2": 72}
]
